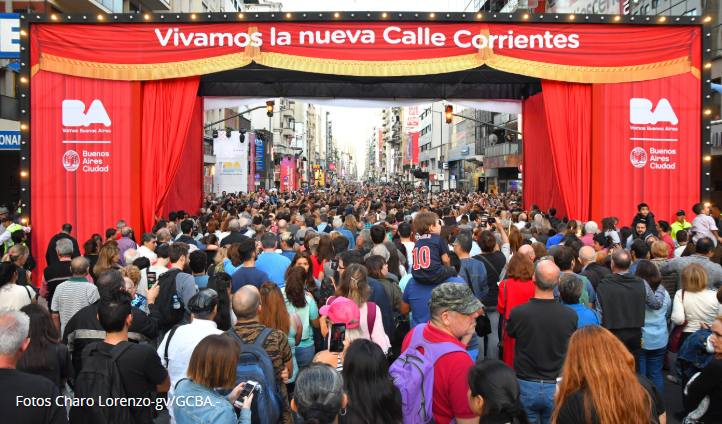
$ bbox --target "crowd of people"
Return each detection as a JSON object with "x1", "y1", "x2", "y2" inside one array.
[{"x1": 0, "y1": 185, "x2": 721, "y2": 424}]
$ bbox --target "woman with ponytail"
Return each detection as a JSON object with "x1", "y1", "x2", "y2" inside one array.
[
  {"x1": 467, "y1": 359, "x2": 530, "y2": 424},
  {"x1": 292, "y1": 364, "x2": 347, "y2": 424},
  {"x1": 334, "y1": 263, "x2": 390, "y2": 353},
  {"x1": 552, "y1": 326, "x2": 666, "y2": 424}
]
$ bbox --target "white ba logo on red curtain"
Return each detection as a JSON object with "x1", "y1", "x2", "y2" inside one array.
[
  {"x1": 62, "y1": 99, "x2": 112, "y2": 127},
  {"x1": 630, "y1": 147, "x2": 647, "y2": 168},
  {"x1": 629, "y1": 98, "x2": 678, "y2": 126},
  {"x1": 62, "y1": 150, "x2": 80, "y2": 171}
]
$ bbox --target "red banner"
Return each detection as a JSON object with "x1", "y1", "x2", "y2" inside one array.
[
  {"x1": 31, "y1": 71, "x2": 142, "y2": 280},
  {"x1": 280, "y1": 157, "x2": 298, "y2": 192},
  {"x1": 591, "y1": 72, "x2": 700, "y2": 225},
  {"x1": 30, "y1": 23, "x2": 700, "y2": 83}
]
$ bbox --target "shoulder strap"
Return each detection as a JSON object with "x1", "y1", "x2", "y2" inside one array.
[
  {"x1": 163, "y1": 325, "x2": 181, "y2": 366},
  {"x1": 253, "y1": 327, "x2": 274, "y2": 348},
  {"x1": 24, "y1": 285, "x2": 33, "y2": 302},
  {"x1": 476, "y1": 254, "x2": 500, "y2": 277},
  {"x1": 462, "y1": 267, "x2": 474, "y2": 296},
  {"x1": 367, "y1": 301, "x2": 377, "y2": 333}
]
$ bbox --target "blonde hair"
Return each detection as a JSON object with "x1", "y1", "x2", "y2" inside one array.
[
  {"x1": 650, "y1": 241, "x2": 669, "y2": 259},
  {"x1": 120, "y1": 265, "x2": 141, "y2": 288},
  {"x1": 681, "y1": 263, "x2": 708, "y2": 292}
]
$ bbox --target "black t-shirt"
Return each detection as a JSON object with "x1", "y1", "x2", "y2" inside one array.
[
  {"x1": 684, "y1": 358, "x2": 722, "y2": 422},
  {"x1": 507, "y1": 298, "x2": 578, "y2": 381},
  {"x1": 84, "y1": 341, "x2": 167, "y2": 424},
  {"x1": 0, "y1": 368, "x2": 67, "y2": 424},
  {"x1": 473, "y1": 251, "x2": 506, "y2": 306},
  {"x1": 556, "y1": 376, "x2": 665, "y2": 424},
  {"x1": 219, "y1": 231, "x2": 249, "y2": 247},
  {"x1": 43, "y1": 261, "x2": 72, "y2": 303}
]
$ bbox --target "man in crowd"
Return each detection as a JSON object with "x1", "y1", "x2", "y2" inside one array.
[
  {"x1": 232, "y1": 285, "x2": 293, "y2": 423},
  {"x1": 63, "y1": 270, "x2": 160, "y2": 375},
  {"x1": 50, "y1": 256, "x2": 99, "y2": 335},
  {"x1": 157, "y1": 289, "x2": 222, "y2": 415},
  {"x1": 256, "y1": 232, "x2": 291, "y2": 288},
  {"x1": 632, "y1": 202, "x2": 658, "y2": 236},
  {"x1": 189, "y1": 250, "x2": 209, "y2": 289},
  {"x1": 506, "y1": 259, "x2": 577, "y2": 424},
  {"x1": 117, "y1": 226, "x2": 138, "y2": 265},
  {"x1": 44, "y1": 223, "x2": 80, "y2": 267},
  {"x1": 149, "y1": 242, "x2": 171, "y2": 277},
  {"x1": 0, "y1": 310, "x2": 67, "y2": 424},
  {"x1": 166, "y1": 243, "x2": 200, "y2": 320},
  {"x1": 578, "y1": 245, "x2": 611, "y2": 289},
  {"x1": 398, "y1": 222, "x2": 415, "y2": 269},
  {"x1": 455, "y1": 231, "x2": 488, "y2": 304},
  {"x1": 671, "y1": 209, "x2": 692, "y2": 240},
  {"x1": 661, "y1": 236, "x2": 722, "y2": 288},
  {"x1": 137, "y1": 233, "x2": 158, "y2": 263},
  {"x1": 629, "y1": 239, "x2": 650, "y2": 274},
  {"x1": 279, "y1": 232, "x2": 297, "y2": 261},
  {"x1": 220, "y1": 219, "x2": 249, "y2": 247},
  {"x1": 231, "y1": 238, "x2": 270, "y2": 292},
  {"x1": 177, "y1": 219, "x2": 206, "y2": 250},
  {"x1": 595, "y1": 250, "x2": 646, "y2": 356},
  {"x1": 400, "y1": 283, "x2": 483, "y2": 424},
  {"x1": 43, "y1": 238, "x2": 74, "y2": 304}
]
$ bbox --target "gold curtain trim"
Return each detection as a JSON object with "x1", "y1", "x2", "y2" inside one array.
[
  {"x1": 487, "y1": 54, "x2": 695, "y2": 84},
  {"x1": 36, "y1": 50, "x2": 696, "y2": 83},
  {"x1": 255, "y1": 51, "x2": 483, "y2": 77},
  {"x1": 38, "y1": 52, "x2": 253, "y2": 81}
]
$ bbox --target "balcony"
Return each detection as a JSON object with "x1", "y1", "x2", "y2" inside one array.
[
  {"x1": 128, "y1": 0, "x2": 170, "y2": 10},
  {"x1": 484, "y1": 142, "x2": 519, "y2": 157}
]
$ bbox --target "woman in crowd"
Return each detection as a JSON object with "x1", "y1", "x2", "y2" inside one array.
[
  {"x1": 0, "y1": 261, "x2": 34, "y2": 310},
  {"x1": 467, "y1": 359, "x2": 530, "y2": 424},
  {"x1": 671, "y1": 264, "x2": 721, "y2": 348},
  {"x1": 207, "y1": 272, "x2": 234, "y2": 330},
  {"x1": 334, "y1": 263, "x2": 391, "y2": 353},
  {"x1": 283, "y1": 266, "x2": 320, "y2": 371},
  {"x1": 683, "y1": 316, "x2": 722, "y2": 423},
  {"x1": 313, "y1": 235, "x2": 334, "y2": 281},
  {"x1": 508, "y1": 226, "x2": 523, "y2": 255},
  {"x1": 634, "y1": 260, "x2": 672, "y2": 394},
  {"x1": 289, "y1": 252, "x2": 319, "y2": 294},
  {"x1": 365, "y1": 255, "x2": 408, "y2": 317},
  {"x1": 173, "y1": 334, "x2": 253, "y2": 424},
  {"x1": 258, "y1": 281, "x2": 291, "y2": 337},
  {"x1": 341, "y1": 339, "x2": 402, "y2": 424},
  {"x1": 497, "y1": 253, "x2": 535, "y2": 367},
  {"x1": 291, "y1": 364, "x2": 347, "y2": 424},
  {"x1": 552, "y1": 326, "x2": 665, "y2": 424},
  {"x1": 314, "y1": 296, "x2": 365, "y2": 372},
  {"x1": 121, "y1": 265, "x2": 146, "y2": 312},
  {"x1": 93, "y1": 241, "x2": 121, "y2": 278},
  {"x1": 3, "y1": 243, "x2": 32, "y2": 286},
  {"x1": 83, "y1": 237, "x2": 100, "y2": 278},
  {"x1": 17, "y1": 304, "x2": 73, "y2": 390},
  {"x1": 592, "y1": 233, "x2": 611, "y2": 254}
]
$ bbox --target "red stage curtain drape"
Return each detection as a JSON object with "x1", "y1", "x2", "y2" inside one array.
[
  {"x1": 522, "y1": 92, "x2": 566, "y2": 217},
  {"x1": 160, "y1": 97, "x2": 203, "y2": 219},
  {"x1": 140, "y1": 77, "x2": 200, "y2": 232},
  {"x1": 541, "y1": 80, "x2": 592, "y2": 221}
]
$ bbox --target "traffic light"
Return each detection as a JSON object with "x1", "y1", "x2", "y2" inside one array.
[
  {"x1": 266, "y1": 100, "x2": 275, "y2": 117},
  {"x1": 445, "y1": 105, "x2": 453, "y2": 124}
]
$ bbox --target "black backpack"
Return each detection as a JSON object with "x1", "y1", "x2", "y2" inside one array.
[
  {"x1": 69, "y1": 342, "x2": 134, "y2": 424},
  {"x1": 156, "y1": 268, "x2": 184, "y2": 332}
]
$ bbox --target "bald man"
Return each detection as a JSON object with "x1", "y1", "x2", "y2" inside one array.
[
  {"x1": 578, "y1": 245, "x2": 611, "y2": 290},
  {"x1": 505, "y1": 259, "x2": 578, "y2": 423},
  {"x1": 51, "y1": 256, "x2": 99, "y2": 334},
  {"x1": 518, "y1": 244, "x2": 536, "y2": 263},
  {"x1": 230, "y1": 285, "x2": 294, "y2": 423}
]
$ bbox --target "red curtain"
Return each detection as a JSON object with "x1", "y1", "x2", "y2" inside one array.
[
  {"x1": 30, "y1": 71, "x2": 142, "y2": 283},
  {"x1": 140, "y1": 77, "x2": 200, "y2": 232},
  {"x1": 522, "y1": 92, "x2": 566, "y2": 217},
  {"x1": 540, "y1": 80, "x2": 592, "y2": 220},
  {"x1": 160, "y1": 96, "x2": 203, "y2": 219}
]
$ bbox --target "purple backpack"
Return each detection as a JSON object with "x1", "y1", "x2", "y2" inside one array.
[{"x1": 389, "y1": 324, "x2": 466, "y2": 424}]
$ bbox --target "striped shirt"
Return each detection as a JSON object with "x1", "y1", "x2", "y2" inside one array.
[{"x1": 51, "y1": 277, "x2": 100, "y2": 336}]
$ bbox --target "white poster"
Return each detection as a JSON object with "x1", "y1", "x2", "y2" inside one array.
[{"x1": 213, "y1": 131, "x2": 249, "y2": 194}]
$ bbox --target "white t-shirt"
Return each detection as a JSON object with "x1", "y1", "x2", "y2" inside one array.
[
  {"x1": 0, "y1": 283, "x2": 35, "y2": 311},
  {"x1": 692, "y1": 214, "x2": 718, "y2": 246},
  {"x1": 674, "y1": 245, "x2": 687, "y2": 258},
  {"x1": 402, "y1": 241, "x2": 415, "y2": 270}
]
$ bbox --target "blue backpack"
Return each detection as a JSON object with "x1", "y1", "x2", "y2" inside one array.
[
  {"x1": 389, "y1": 324, "x2": 466, "y2": 424},
  {"x1": 227, "y1": 328, "x2": 283, "y2": 424}
]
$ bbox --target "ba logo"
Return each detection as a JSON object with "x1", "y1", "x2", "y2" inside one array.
[
  {"x1": 629, "y1": 98, "x2": 678, "y2": 125},
  {"x1": 62, "y1": 99, "x2": 111, "y2": 127},
  {"x1": 62, "y1": 150, "x2": 80, "y2": 172},
  {"x1": 630, "y1": 147, "x2": 648, "y2": 168}
]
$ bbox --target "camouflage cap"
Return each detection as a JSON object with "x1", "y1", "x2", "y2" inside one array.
[{"x1": 429, "y1": 282, "x2": 483, "y2": 315}]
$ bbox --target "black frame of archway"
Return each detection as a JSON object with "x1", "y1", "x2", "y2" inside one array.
[{"x1": 16, "y1": 11, "x2": 714, "y2": 223}]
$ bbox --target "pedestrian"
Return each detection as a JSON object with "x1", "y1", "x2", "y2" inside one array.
[
  {"x1": 671, "y1": 264, "x2": 721, "y2": 348},
  {"x1": 50, "y1": 256, "x2": 98, "y2": 335},
  {"x1": 506, "y1": 259, "x2": 577, "y2": 424},
  {"x1": 282, "y1": 267, "x2": 320, "y2": 372},
  {"x1": 291, "y1": 364, "x2": 347, "y2": 424},
  {"x1": 552, "y1": 326, "x2": 665, "y2": 424},
  {"x1": 497, "y1": 253, "x2": 535, "y2": 366},
  {"x1": 467, "y1": 359, "x2": 530, "y2": 424}
]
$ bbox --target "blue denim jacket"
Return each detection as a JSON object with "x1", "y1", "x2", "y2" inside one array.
[
  {"x1": 173, "y1": 379, "x2": 251, "y2": 424},
  {"x1": 642, "y1": 285, "x2": 672, "y2": 350}
]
